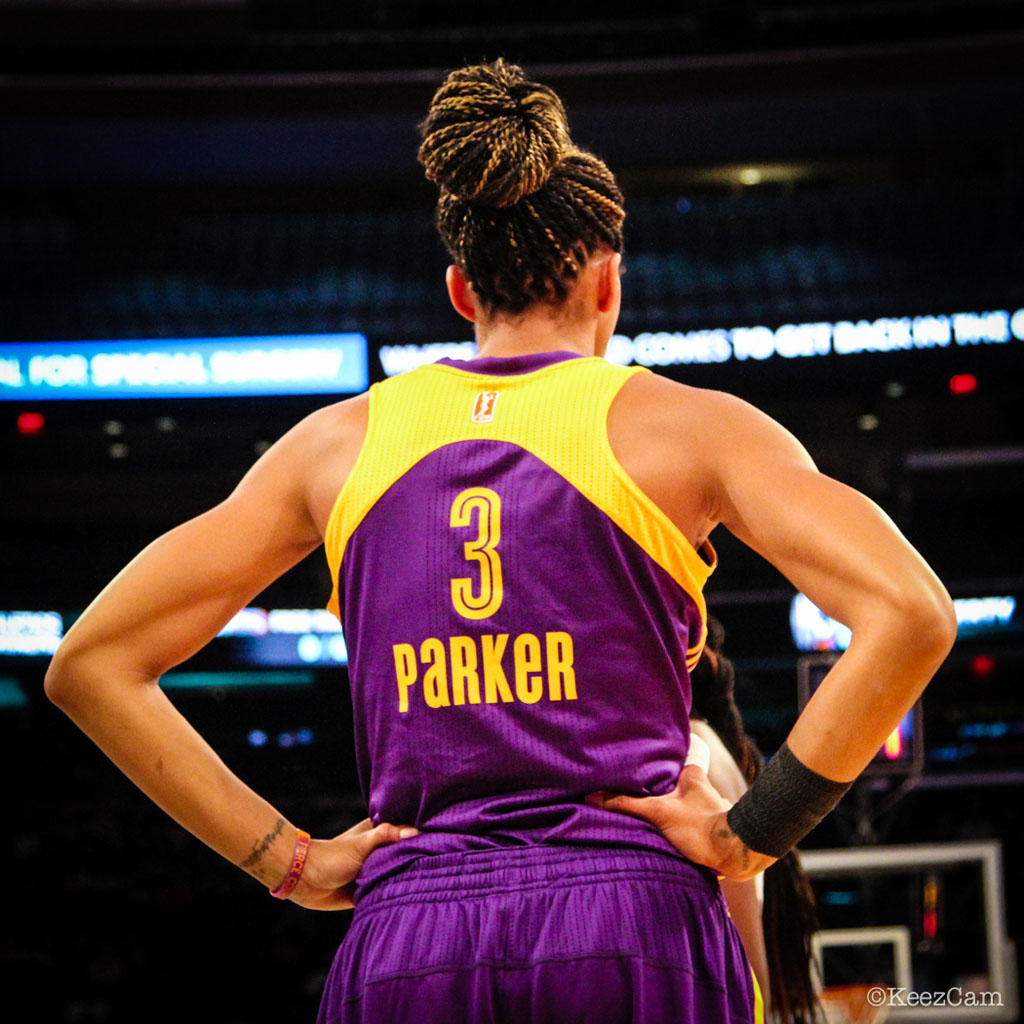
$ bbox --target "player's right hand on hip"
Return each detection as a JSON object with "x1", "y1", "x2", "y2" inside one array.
[{"x1": 288, "y1": 818, "x2": 419, "y2": 911}]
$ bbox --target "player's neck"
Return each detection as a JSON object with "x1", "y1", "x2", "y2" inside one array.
[{"x1": 474, "y1": 309, "x2": 600, "y2": 360}]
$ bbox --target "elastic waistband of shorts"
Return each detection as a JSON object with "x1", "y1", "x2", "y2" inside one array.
[{"x1": 356, "y1": 845, "x2": 717, "y2": 909}]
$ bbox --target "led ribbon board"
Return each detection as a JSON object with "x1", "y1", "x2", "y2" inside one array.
[
  {"x1": 0, "y1": 608, "x2": 349, "y2": 671},
  {"x1": 0, "y1": 335, "x2": 368, "y2": 399},
  {"x1": 0, "y1": 611, "x2": 63, "y2": 656},
  {"x1": 217, "y1": 607, "x2": 349, "y2": 667},
  {"x1": 790, "y1": 593, "x2": 1019, "y2": 652},
  {"x1": 378, "y1": 304, "x2": 1024, "y2": 375}
]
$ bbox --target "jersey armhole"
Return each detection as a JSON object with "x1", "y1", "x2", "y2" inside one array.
[
  {"x1": 324, "y1": 385, "x2": 377, "y2": 618},
  {"x1": 600, "y1": 367, "x2": 718, "y2": 586}
]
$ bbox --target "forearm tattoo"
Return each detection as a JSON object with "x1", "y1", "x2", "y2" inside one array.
[{"x1": 239, "y1": 817, "x2": 286, "y2": 881}]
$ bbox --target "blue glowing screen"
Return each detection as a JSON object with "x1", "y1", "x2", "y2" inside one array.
[{"x1": 0, "y1": 334, "x2": 368, "y2": 400}]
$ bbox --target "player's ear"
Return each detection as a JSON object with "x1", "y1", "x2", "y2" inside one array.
[
  {"x1": 446, "y1": 265, "x2": 479, "y2": 323},
  {"x1": 596, "y1": 251, "x2": 621, "y2": 314}
]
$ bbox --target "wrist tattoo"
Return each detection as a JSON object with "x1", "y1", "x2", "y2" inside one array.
[
  {"x1": 738, "y1": 842, "x2": 751, "y2": 872},
  {"x1": 239, "y1": 817, "x2": 286, "y2": 879},
  {"x1": 715, "y1": 822, "x2": 752, "y2": 872}
]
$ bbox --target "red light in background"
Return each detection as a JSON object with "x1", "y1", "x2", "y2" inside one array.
[
  {"x1": 17, "y1": 412, "x2": 45, "y2": 436},
  {"x1": 923, "y1": 875, "x2": 940, "y2": 941},
  {"x1": 949, "y1": 373, "x2": 978, "y2": 395},
  {"x1": 970, "y1": 654, "x2": 996, "y2": 678},
  {"x1": 883, "y1": 725, "x2": 903, "y2": 760}
]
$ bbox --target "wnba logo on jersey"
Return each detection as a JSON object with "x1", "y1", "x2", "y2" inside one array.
[{"x1": 471, "y1": 391, "x2": 499, "y2": 423}]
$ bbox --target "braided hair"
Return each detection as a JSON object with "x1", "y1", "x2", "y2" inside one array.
[
  {"x1": 418, "y1": 59, "x2": 625, "y2": 314},
  {"x1": 690, "y1": 618, "x2": 824, "y2": 1024}
]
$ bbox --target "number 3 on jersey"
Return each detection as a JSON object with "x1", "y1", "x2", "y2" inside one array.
[{"x1": 450, "y1": 487, "x2": 504, "y2": 620}]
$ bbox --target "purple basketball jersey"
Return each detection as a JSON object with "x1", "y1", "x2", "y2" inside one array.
[{"x1": 326, "y1": 350, "x2": 717, "y2": 896}]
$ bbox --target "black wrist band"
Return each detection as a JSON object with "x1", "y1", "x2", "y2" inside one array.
[{"x1": 725, "y1": 741, "x2": 853, "y2": 858}]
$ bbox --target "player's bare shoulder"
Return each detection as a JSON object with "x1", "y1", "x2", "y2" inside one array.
[
  {"x1": 609, "y1": 369, "x2": 761, "y2": 458},
  {"x1": 285, "y1": 393, "x2": 371, "y2": 534},
  {"x1": 233, "y1": 392, "x2": 370, "y2": 539},
  {"x1": 614, "y1": 371, "x2": 809, "y2": 463},
  {"x1": 288, "y1": 391, "x2": 370, "y2": 458},
  {"x1": 614, "y1": 369, "x2": 734, "y2": 422},
  {"x1": 607, "y1": 373, "x2": 731, "y2": 545}
]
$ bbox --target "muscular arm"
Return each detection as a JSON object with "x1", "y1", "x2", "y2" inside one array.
[
  {"x1": 699, "y1": 390, "x2": 957, "y2": 780},
  {"x1": 44, "y1": 396, "x2": 408, "y2": 906},
  {"x1": 612, "y1": 374, "x2": 955, "y2": 778},
  {"x1": 601, "y1": 375, "x2": 957, "y2": 878}
]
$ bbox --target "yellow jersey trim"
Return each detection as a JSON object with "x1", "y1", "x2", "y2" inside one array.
[{"x1": 324, "y1": 356, "x2": 715, "y2": 665}]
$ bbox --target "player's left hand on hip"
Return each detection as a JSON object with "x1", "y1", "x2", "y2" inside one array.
[{"x1": 587, "y1": 766, "x2": 774, "y2": 881}]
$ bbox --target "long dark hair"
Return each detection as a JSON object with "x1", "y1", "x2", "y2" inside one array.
[{"x1": 690, "y1": 618, "x2": 822, "y2": 1024}]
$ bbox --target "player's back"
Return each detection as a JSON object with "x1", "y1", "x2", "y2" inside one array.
[{"x1": 325, "y1": 349, "x2": 717, "y2": 893}]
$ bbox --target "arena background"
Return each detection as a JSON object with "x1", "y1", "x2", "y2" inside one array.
[{"x1": 2, "y1": 2, "x2": 1023, "y2": 1021}]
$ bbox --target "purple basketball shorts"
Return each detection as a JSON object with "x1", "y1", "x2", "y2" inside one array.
[{"x1": 317, "y1": 845, "x2": 757, "y2": 1024}]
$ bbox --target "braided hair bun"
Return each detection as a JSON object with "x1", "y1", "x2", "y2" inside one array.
[
  {"x1": 419, "y1": 59, "x2": 624, "y2": 313},
  {"x1": 418, "y1": 58, "x2": 570, "y2": 208}
]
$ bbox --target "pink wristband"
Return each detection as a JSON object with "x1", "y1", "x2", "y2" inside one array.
[{"x1": 270, "y1": 829, "x2": 310, "y2": 899}]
